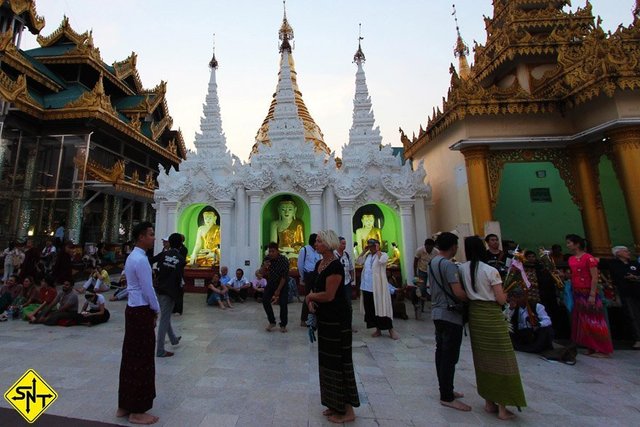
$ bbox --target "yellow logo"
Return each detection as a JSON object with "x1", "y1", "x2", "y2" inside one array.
[{"x1": 4, "y1": 369, "x2": 58, "y2": 423}]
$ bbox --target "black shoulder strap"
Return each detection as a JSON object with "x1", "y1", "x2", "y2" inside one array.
[{"x1": 429, "y1": 258, "x2": 459, "y2": 304}]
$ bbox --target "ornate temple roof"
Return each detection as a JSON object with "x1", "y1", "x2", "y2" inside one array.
[
  {"x1": 403, "y1": 0, "x2": 640, "y2": 157},
  {"x1": 251, "y1": 9, "x2": 330, "y2": 157},
  {"x1": 0, "y1": 0, "x2": 45, "y2": 34},
  {"x1": 0, "y1": 15, "x2": 187, "y2": 162}
]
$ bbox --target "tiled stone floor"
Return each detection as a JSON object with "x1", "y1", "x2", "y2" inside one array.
[{"x1": 1, "y1": 291, "x2": 639, "y2": 426}]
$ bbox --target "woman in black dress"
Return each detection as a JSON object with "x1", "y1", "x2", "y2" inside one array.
[{"x1": 305, "y1": 229, "x2": 360, "y2": 424}]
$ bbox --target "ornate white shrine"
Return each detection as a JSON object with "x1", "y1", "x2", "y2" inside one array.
[{"x1": 154, "y1": 14, "x2": 431, "y2": 283}]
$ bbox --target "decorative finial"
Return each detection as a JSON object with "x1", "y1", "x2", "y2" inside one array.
[
  {"x1": 209, "y1": 33, "x2": 218, "y2": 69},
  {"x1": 353, "y1": 23, "x2": 366, "y2": 64},
  {"x1": 452, "y1": 4, "x2": 469, "y2": 58},
  {"x1": 279, "y1": 0, "x2": 294, "y2": 52}
]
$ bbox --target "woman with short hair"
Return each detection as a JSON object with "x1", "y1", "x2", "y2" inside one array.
[{"x1": 305, "y1": 230, "x2": 360, "y2": 424}]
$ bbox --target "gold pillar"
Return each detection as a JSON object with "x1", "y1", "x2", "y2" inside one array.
[
  {"x1": 571, "y1": 144, "x2": 611, "y2": 257},
  {"x1": 608, "y1": 127, "x2": 640, "y2": 254},
  {"x1": 461, "y1": 145, "x2": 493, "y2": 235}
]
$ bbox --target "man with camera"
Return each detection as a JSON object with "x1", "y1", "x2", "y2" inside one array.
[{"x1": 428, "y1": 232, "x2": 470, "y2": 411}]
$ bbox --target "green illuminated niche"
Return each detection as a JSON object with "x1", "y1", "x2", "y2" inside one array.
[
  {"x1": 178, "y1": 204, "x2": 220, "y2": 265},
  {"x1": 261, "y1": 194, "x2": 311, "y2": 266},
  {"x1": 352, "y1": 203, "x2": 403, "y2": 261}
]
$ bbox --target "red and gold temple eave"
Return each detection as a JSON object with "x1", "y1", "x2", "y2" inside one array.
[{"x1": 1, "y1": 0, "x2": 45, "y2": 34}]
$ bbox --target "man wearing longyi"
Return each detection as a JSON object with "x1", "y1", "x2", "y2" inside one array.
[{"x1": 116, "y1": 221, "x2": 160, "y2": 425}]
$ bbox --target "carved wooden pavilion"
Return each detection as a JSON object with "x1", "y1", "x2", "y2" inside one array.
[
  {"x1": 403, "y1": 0, "x2": 640, "y2": 256},
  {"x1": 0, "y1": 0, "x2": 186, "y2": 245}
]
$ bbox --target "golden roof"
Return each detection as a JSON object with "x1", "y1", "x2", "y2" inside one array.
[
  {"x1": 251, "y1": 16, "x2": 329, "y2": 157},
  {"x1": 1, "y1": 0, "x2": 45, "y2": 34}
]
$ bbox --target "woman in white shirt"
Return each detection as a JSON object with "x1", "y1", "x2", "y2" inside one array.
[
  {"x1": 459, "y1": 236, "x2": 526, "y2": 421},
  {"x1": 77, "y1": 292, "x2": 110, "y2": 325}
]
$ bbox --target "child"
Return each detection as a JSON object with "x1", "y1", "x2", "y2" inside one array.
[{"x1": 206, "y1": 272, "x2": 232, "y2": 309}]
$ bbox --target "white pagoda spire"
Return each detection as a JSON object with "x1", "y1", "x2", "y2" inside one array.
[
  {"x1": 193, "y1": 35, "x2": 232, "y2": 166},
  {"x1": 342, "y1": 27, "x2": 383, "y2": 166}
]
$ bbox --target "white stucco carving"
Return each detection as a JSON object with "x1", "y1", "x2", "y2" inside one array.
[{"x1": 154, "y1": 27, "x2": 431, "y2": 281}]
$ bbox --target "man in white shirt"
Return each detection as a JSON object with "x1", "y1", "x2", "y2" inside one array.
[
  {"x1": 508, "y1": 288, "x2": 554, "y2": 353},
  {"x1": 116, "y1": 221, "x2": 160, "y2": 425},
  {"x1": 227, "y1": 268, "x2": 252, "y2": 302},
  {"x1": 298, "y1": 234, "x2": 321, "y2": 326},
  {"x1": 41, "y1": 239, "x2": 57, "y2": 274}
]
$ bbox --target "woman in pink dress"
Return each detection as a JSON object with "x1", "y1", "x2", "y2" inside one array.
[{"x1": 566, "y1": 234, "x2": 613, "y2": 357}]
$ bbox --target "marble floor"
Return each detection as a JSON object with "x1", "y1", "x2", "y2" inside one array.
[{"x1": 1, "y1": 292, "x2": 639, "y2": 427}]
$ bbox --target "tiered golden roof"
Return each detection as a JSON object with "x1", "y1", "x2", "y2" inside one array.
[
  {"x1": 0, "y1": 0, "x2": 45, "y2": 33},
  {"x1": 251, "y1": 12, "x2": 330, "y2": 157},
  {"x1": 403, "y1": 0, "x2": 640, "y2": 157}
]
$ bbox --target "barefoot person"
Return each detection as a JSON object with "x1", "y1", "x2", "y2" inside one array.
[
  {"x1": 428, "y1": 232, "x2": 471, "y2": 411},
  {"x1": 116, "y1": 221, "x2": 160, "y2": 425},
  {"x1": 305, "y1": 230, "x2": 360, "y2": 423},
  {"x1": 460, "y1": 236, "x2": 526, "y2": 420},
  {"x1": 356, "y1": 239, "x2": 399, "y2": 340}
]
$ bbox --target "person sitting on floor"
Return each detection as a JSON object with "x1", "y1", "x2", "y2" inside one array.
[
  {"x1": 206, "y1": 272, "x2": 232, "y2": 309},
  {"x1": 26, "y1": 277, "x2": 57, "y2": 322},
  {"x1": 227, "y1": 268, "x2": 252, "y2": 302},
  {"x1": 0, "y1": 274, "x2": 22, "y2": 314},
  {"x1": 36, "y1": 280, "x2": 79, "y2": 326},
  {"x1": 110, "y1": 273, "x2": 129, "y2": 301},
  {"x1": 76, "y1": 292, "x2": 110, "y2": 326},
  {"x1": 78, "y1": 267, "x2": 109, "y2": 294},
  {"x1": 13, "y1": 276, "x2": 40, "y2": 318},
  {"x1": 252, "y1": 269, "x2": 267, "y2": 301},
  {"x1": 508, "y1": 287, "x2": 554, "y2": 353}
]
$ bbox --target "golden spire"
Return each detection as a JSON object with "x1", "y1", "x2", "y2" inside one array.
[{"x1": 452, "y1": 4, "x2": 470, "y2": 80}]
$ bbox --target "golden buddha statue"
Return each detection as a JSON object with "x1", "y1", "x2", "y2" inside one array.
[
  {"x1": 354, "y1": 214, "x2": 382, "y2": 256},
  {"x1": 189, "y1": 210, "x2": 221, "y2": 266},
  {"x1": 270, "y1": 199, "x2": 304, "y2": 266},
  {"x1": 387, "y1": 242, "x2": 401, "y2": 267}
]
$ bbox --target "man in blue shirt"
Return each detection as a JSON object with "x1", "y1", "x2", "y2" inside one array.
[{"x1": 298, "y1": 234, "x2": 320, "y2": 326}]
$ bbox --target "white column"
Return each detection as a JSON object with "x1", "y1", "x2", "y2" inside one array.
[
  {"x1": 165, "y1": 201, "x2": 178, "y2": 244},
  {"x1": 236, "y1": 186, "x2": 247, "y2": 247},
  {"x1": 324, "y1": 185, "x2": 338, "y2": 231},
  {"x1": 216, "y1": 200, "x2": 235, "y2": 270},
  {"x1": 307, "y1": 189, "x2": 324, "y2": 232},
  {"x1": 414, "y1": 196, "x2": 428, "y2": 242},
  {"x1": 398, "y1": 199, "x2": 417, "y2": 284},
  {"x1": 247, "y1": 190, "x2": 264, "y2": 272},
  {"x1": 153, "y1": 202, "x2": 166, "y2": 254},
  {"x1": 338, "y1": 199, "x2": 356, "y2": 257}
]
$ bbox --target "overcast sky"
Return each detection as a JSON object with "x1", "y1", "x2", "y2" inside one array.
[{"x1": 21, "y1": 0, "x2": 635, "y2": 161}]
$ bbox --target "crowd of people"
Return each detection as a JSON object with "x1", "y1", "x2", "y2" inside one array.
[{"x1": 2, "y1": 223, "x2": 639, "y2": 425}]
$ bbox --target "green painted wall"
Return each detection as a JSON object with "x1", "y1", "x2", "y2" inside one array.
[
  {"x1": 494, "y1": 162, "x2": 584, "y2": 250},
  {"x1": 599, "y1": 157, "x2": 633, "y2": 248}
]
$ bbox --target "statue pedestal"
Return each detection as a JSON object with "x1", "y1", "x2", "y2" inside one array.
[{"x1": 184, "y1": 267, "x2": 219, "y2": 293}]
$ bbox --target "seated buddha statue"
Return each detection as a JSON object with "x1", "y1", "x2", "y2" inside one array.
[
  {"x1": 387, "y1": 242, "x2": 401, "y2": 267},
  {"x1": 354, "y1": 214, "x2": 382, "y2": 256},
  {"x1": 270, "y1": 199, "x2": 304, "y2": 267},
  {"x1": 189, "y1": 211, "x2": 221, "y2": 266}
]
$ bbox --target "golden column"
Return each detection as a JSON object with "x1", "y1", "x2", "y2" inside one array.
[
  {"x1": 608, "y1": 127, "x2": 640, "y2": 254},
  {"x1": 461, "y1": 145, "x2": 493, "y2": 235},
  {"x1": 570, "y1": 144, "x2": 611, "y2": 257}
]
